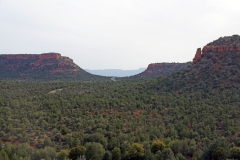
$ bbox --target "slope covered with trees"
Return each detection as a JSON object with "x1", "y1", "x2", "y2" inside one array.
[
  {"x1": 0, "y1": 35, "x2": 240, "y2": 159},
  {"x1": 151, "y1": 35, "x2": 240, "y2": 93}
]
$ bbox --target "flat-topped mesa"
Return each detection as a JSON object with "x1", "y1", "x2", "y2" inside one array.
[
  {"x1": 147, "y1": 63, "x2": 182, "y2": 72},
  {"x1": 0, "y1": 52, "x2": 80, "y2": 74},
  {"x1": 0, "y1": 53, "x2": 109, "y2": 81},
  {"x1": 132, "y1": 62, "x2": 190, "y2": 79},
  {"x1": 147, "y1": 63, "x2": 164, "y2": 70}
]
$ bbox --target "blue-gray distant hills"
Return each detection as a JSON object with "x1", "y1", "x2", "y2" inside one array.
[{"x1": 85, "y1": 68, "x2": 146, "y2": 77}]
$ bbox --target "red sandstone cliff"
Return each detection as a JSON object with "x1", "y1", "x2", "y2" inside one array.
[
  {"x1": 0, "y1": 53, "x2": 80, "y2": 77},
  {"x1": 32, "y1": 53, "x2": 61, "y2": 66},
  {"x1": 193, "y1": 48, "x2": 202, "y2": 63},
  {"x1": 193, "y1": 35, "x2": 240, "y2": 64},
  {"x1": 202, "y1": 44, "x2": 240, "y2": 55},
  {"x1": 0, "y1": 53, "x2": 111, "y2": 81}
]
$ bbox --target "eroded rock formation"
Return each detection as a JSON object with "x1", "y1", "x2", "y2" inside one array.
[
  {"x1": 193, "y1": 48, "x2": 202, "y2": 63},
  {"x1": 193, "y1": 35, "x2": 240, "y2": 64},
  {"x1": 202, "y1": 44, "x2": 240, "y2": 55},
  {"x1": 0, "y1": 53, "x2": 79, "y2": 73},
  {"x1": 32, "y1": 53, "x2": 61, "y2": 66},
  {"x1": 0, "y1": 53, "x2": 86, "y2": 80}
]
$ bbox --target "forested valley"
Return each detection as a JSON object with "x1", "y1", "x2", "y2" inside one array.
[
  {"x1": 0, "y1": 73, "x2": 239, "y2": 160},
  {"x1": 1, "y1": 36, "x2": 240, "y2": 160}
]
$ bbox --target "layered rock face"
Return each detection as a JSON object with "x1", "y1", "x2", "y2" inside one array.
[
  {"x1": 0, "y1": 53, "x2": 94, "y2": 80},
  {"x1": 0, "y1": 53, "x2": 79, "y2": 74},
  {"x1": 32, "y1": 53, "x2": 61, "y2": 67},
  {"x1": 152, "y1": 36, "x2": 240, "y2": 92},
  {"x1": 202, "y1": 44, "x2": 240, "y2": 55},
  {"x1": 193, "y1": 35, "x2": 240, "y2": 63}
]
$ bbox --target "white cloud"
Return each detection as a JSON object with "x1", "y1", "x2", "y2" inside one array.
[{"x1": 0, "y1": 0, "x2": 240, "y2": 69}]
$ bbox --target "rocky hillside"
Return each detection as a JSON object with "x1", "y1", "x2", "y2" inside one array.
[
  {"x1": 154, "y1": 35, "x2": 240, "y2": 92},
  {"x1": 125, "y1": 62, "x2": 190, "y2": 79},
  {"x1": 0, "y1": 53, "x2": 109, "y2": 81},
  {"x1": 193, "y1": 35, "x2": 240, "y2": 63}
]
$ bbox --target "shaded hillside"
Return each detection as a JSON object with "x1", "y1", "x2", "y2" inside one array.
[
  {"x1": 0, "y1": 53, "x2": 109, "y2": 81},
  {"x1": 121, "y1": 62, "x2": 190, "y2": 80},
  {"x1": 152, "y1": 35, "x2": 240, "y2": 92}
]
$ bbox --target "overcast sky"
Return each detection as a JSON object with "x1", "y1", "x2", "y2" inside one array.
[{"x1": 1, "y1": 0, "x2": 240, "y2": 69}]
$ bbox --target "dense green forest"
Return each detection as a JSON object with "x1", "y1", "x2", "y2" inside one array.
[
  {"x1": 0, "y1": 72, "x2": 239, "y2": 160},
  {"x1": 1, "y1": 36, "x2": 240, "y2": 159}
]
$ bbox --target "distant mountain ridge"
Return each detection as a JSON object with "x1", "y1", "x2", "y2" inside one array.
[
  {"x1": 0, "y1": 53, "x2": 109, "y2": 81},
  {"x1": 85, "y1": 68, "x2": 146, "y2": 77}
]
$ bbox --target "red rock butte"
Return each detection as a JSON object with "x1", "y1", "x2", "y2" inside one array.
[
  {"x1": 0, "y1": 53, "x2": 79, "y2": 74},
  {"x1": 193, "y1": 35, "x2": 240, "y2": 64}
]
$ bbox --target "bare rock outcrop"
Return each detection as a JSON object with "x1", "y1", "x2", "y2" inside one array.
[
  {"x1": 0, "y1": 53, "x2": 83, "y2": 79},
  {"x1": 202, "y1": 44, "x2": 240, "y2": 55},
  {"x1": 193, "y1": 48, "x2": 202, "y2": 63},
  {"x1": 193, "y1": 35, "x2": 240, "y2": 64},
  {"x1": 0, "y1": 53, "x2": 79, "y2": 73}
]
